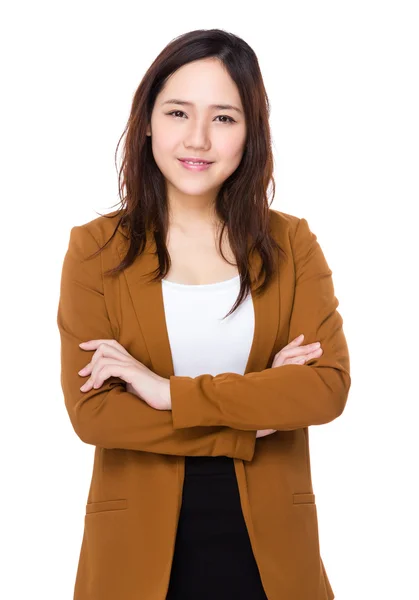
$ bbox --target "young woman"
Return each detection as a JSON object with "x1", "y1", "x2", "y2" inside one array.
[{"x1": 57, "y1": 28, "x2": 350, "y2": 600}]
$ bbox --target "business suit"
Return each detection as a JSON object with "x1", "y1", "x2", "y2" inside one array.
[{"x1": 57, "y1": 208, "x2": 351, "y2": 599}]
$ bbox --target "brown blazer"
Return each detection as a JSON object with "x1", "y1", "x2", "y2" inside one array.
[{"x1": 57, "y1": 208, "x2": 351, "y2": 600}]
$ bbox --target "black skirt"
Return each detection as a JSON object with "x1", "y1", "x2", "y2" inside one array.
[{"x1": 166, "y1": 456, "x2": 269, "y2": 600}]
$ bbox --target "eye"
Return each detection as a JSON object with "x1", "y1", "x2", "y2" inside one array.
[
  {"x1": 216, "y1": 115, "x2": 236, "y2": 124},
  {"x1": 166, "y1": 110, "x2": 235, "y2": 124}
]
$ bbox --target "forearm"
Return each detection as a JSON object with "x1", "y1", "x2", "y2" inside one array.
[
  {"x1": 58, "y1": 224, "x2": 257, "y2": 461},
  {"x1": 170, "y1": 359, "x2": 350, "y2": 431},
  {"x1": 159, "y1": 378, "x2": 172, "y2": 410},
  {"x1": 168, "y1": 217, "x2": 351, "y2": 432}
]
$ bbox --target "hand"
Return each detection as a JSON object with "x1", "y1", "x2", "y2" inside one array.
[
  {"x1": 77, "y1": 339, "x2": 171, "y2": 410},
  {"x1": 272, "y1": 333, "x2": 323, "y2": 367},
  {"x1": 256, "y1": 428, "x2": 277, "y2": 439},
  {"x1": 256, "y1": 334, "x2": 323, "y2": 439},
  {"x1": 126, "y1": 378, "x2": 171, "y2": 411}
]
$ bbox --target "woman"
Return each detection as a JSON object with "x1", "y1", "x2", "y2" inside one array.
[{"x1": 57, "y1": 29, "x2": 350, "y2": 600}]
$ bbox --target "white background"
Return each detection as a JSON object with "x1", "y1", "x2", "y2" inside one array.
[{"x1": 1, "y1": 1, "x2": 418, "y2": 598}]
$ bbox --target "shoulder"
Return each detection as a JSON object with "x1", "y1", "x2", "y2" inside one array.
[
  {"x1": 70, "y1": 207, "x2": 308, "y2": 252},
  {"x1": 69, "y1": 209, "x2": 127, "y2": 251},
  {"x1": 268, "y1": 208, "x2": 302, "y2": 241},
  {"x1": 268, "y1": 209, "x2": 321, "y2": 267}
]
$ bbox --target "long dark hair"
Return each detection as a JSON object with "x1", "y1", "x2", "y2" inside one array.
[{"x1": 88, "y1": 28, "x2": 285, "y2": 319}]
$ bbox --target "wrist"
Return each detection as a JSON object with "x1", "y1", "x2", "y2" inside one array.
[{"x1": 158, "y1": 377, "x2": 172, "y2": 410}]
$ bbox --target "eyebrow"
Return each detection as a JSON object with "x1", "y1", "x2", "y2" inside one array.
[{"x1": 161, "y1": 98, "x2": 243, "y2": 115}]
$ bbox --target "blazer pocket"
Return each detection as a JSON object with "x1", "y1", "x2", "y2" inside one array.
[
  {"x1": 293, "y1": 492, "x2": 316, "y2": 505},
  {"x1": 86, "y1": 498, "x2": 128, "y2": 515}
]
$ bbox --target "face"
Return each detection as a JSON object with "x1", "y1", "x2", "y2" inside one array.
[{"x1": 146, "y1": 58, "x2": 247, "y2": 209}]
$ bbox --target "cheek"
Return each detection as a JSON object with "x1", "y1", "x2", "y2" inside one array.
[
  {"x1": 217, "y1": 142, "x2": 245, "y2": 174},
  {"x1": 217, "y1": 132, "x2": 246, "y2": 161},
  {"x1": 151, "y1": 127, "x2": 178, "y2": 156},
  {"x1": 150, "y1": 136, "x2": 180, "y2": 176}
]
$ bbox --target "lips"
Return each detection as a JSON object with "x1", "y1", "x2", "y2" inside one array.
[
  {"x1": 178, "y1": 158, "x2": 213, "y2": 164},
  {"x1": 177, "y1": 158, "x2": 214, "y2": 172}
]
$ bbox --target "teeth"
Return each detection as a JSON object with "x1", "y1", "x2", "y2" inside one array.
[{"x1": 184, "y1": 160, "x2": 207, "y2": 165}]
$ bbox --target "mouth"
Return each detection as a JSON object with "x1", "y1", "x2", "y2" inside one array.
[
  {"x1": 178, "y1": 158, "x2": 214, "y2": 165},
  {"x1": 177, "y1": 158, "x2": 214, "y2": 171}
]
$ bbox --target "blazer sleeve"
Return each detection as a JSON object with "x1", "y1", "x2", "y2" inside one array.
[
  {"x1": 170, "y1": 217, "x2": 351, "y2": 431},
  {"x1": 57, "y1": 225, "x2": 256, "y2": 461}
]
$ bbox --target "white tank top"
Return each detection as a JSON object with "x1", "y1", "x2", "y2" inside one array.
[{"x1": 161, "y1": 274, "x2": 255, "y2": 378}]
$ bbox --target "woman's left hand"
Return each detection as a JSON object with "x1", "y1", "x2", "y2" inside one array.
[{"x1": 77, "y1": 339, "x2": 171, "y2": 411}]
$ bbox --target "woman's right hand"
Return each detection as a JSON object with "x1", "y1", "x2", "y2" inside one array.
[{"x1": 256, "y1": 334, "x2": 323, "y2": 439}]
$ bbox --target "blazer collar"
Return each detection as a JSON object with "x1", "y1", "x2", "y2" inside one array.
[{"x1": 116, "y1": 228, "x2": 280, "y2": 378}]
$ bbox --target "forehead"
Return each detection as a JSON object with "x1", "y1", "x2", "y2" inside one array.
[{"x1": 159, "y1": 59, "x2": 243, "y2": 109}]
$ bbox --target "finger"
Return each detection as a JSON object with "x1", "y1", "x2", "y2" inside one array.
[
  {"x1": 90, "y1": 342, "x2": 131, "y2": 367},
  {"x1": 78, "y1": 340, "x2": 119, "y2": 375},
  {"x1": 291, "y1": 348, "x2": 323, "y2": 365},
  {"x1": 91, "y1": 363, "x2": 129, "y2": 389},
  {"x1": 291, "y1": 357, "x2": 306, "y2": 365},
  {"x1": 80, "y1": 342, "x2": 132, "y2": 377},
  {"x1": 79, "y1": 339, "x2": 114, "y2": 349},
  {"x1": 284, "y1": 334, "x2": 305, "y2": 349},
  {"x1": 90, "y1": 355, "x2": 123, "y2": 382},
  {"x1": 78, "y1": 345, "x2": 129, "y2": 376},
  {"x1": 79, "y1": 339, "x2": 131, "y2": 356},
  {"x1": 305, "y1": 348, "x2": 323, "y2": 361},
  {"x1": 281, "y1": 342, "x2": 321, "y2": 358},
  {"x1": 80, "y1": 357, "x2": 127, "y2": 391},
  {"x1": 80, "y1": 362, "x2": 126, "y2": 391}
]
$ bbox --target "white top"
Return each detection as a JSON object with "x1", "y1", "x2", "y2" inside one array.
[{"x1": 161, "y1": 274, "x2": 255, "y2": 378}]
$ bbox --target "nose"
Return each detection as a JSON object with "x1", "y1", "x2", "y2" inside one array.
[{"x1": 184, "y1": 119, "x2": 211, "y2": 151}]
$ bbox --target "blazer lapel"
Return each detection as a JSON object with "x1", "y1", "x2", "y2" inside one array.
[{"x1": 116, "y1": 227, "x2": 280, "y2": 378}]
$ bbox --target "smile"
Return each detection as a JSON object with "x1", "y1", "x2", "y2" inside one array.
[{"x1": 177, "y1": 159, "x2": 213, "y2": 171}]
